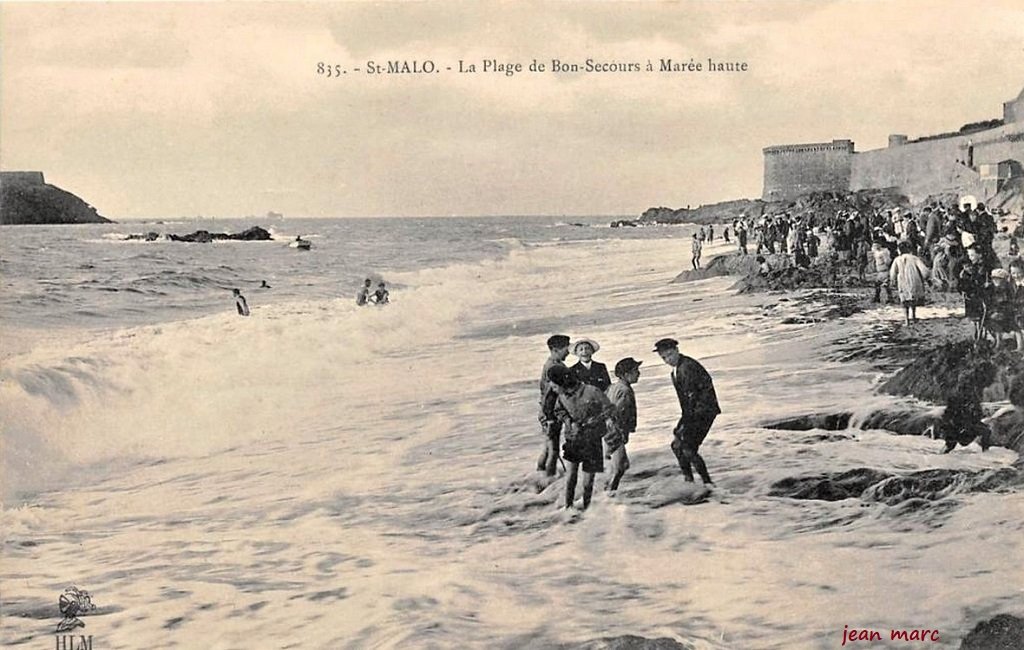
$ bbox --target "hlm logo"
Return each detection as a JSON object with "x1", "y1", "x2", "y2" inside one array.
[
  {"x1": 54, "y1": 636, "x2": 93, "y2": 650},
  {"x1": 53, "y1": 586, "x2": 96, "y2": 650}
]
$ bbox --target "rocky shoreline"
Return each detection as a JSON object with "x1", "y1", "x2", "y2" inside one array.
[{"x1": 679, "y1": 250, "x2": 1024, "y2": 649}]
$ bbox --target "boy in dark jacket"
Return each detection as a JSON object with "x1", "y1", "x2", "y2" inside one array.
[{"x1": 548, "y1": 365, "x2": 614, "y2": 510}]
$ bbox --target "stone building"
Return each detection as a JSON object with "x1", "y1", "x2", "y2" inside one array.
[{"x1": 762, "y1": 86, "x2": 1024, "y2": 203}]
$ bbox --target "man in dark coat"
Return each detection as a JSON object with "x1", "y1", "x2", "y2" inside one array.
[{"x1": 654, "y1": 338, "x2": 720, "y2": 484}]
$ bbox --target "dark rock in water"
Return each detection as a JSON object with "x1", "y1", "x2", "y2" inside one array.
[
  {"x1": 763, "y1": 407, "x2": 938, "y2": 436},
  {"x1": 763, "y1": 412, "x2": 853, "y2": 431},
  {"x1": 559, "y1": 635, "x2": 693, "y2": 650},
  {"x1": 166, "y1": 226, "x2": 273, "y2": 242},
  {"x1": 959, "y1": 614, "x2": 1024, "y2": 649},
  {"x1": 769, "y1": 468, "x2": 892, "y2": 501},
  {"x1": 771, "y1": 467, "x2": 1024, "y2": 503}
]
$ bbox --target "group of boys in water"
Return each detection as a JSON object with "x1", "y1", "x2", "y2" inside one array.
[{"x1": 537, "y1": 334, "x2": 719, "y2": 510}]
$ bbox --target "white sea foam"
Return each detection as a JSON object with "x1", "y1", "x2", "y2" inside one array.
[{"x1": 2, "y1": 233, "x2": 1021, "y2": 648}]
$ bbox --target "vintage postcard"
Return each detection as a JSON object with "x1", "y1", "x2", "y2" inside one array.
[{"x1": 2, "y1": 2, "x2": 1022, "y2": 648}]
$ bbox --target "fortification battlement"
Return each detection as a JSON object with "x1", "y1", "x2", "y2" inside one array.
[
  {"x1": 763, "y1": 140, "x2": 854, "y2": 155},
  {"x1": 1, "y1": 171, "x2": 46, "y2": 185}
]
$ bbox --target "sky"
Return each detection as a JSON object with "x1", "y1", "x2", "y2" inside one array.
[{"x1": 1, "y1": 1, "x2": 1023, "y2": 219}]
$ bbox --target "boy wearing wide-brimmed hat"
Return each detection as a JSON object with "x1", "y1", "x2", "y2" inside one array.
[
  {"x1": 604, "y1": 357, "x2": 642, "y2": 493},
  {"x1": 570, "y1": 337, "x2": 611, "y2": 393}
]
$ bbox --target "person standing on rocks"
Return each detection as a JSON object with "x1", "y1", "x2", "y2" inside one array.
[
  {"x1": 654, "y1": 338, "x2": 720, "y2": 485},
  {"x1": 889, "y1": 241, "x2": 930, "y2": 326}
]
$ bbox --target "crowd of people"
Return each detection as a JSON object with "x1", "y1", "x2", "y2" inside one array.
[
  {"x1": 712, "y1": 200, "x2": 1024, "y2": 344},
  {"x1": 536, "y1": 335, "x2": 720, "y2": 510}
]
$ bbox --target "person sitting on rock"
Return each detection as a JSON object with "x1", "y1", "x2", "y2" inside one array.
[{"x1": 934, "y1": 363, "x2": 995, "y2": 454}]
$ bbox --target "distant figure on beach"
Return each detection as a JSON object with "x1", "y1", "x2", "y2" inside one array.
[
  {"x1": 259, "y1": 280, "x2": 271, "y2": 289},
  {"x1": 888, "y1": 241, "x2": 930, "y2": 325},
  {"x1": 699, "y1": 226, "x2": 707, "y2": 242},
  {"x1": 570, "y1": 338, "x2": 611, "y2": 393},
  {"x1": 232, "y1": 288, "x2": 250, "y2": 316},
  {"x1": 371, "y1": 282, "x2": 390, "y2": 305},
  {"x1": 654, "y1": 338, "x2": 719, "y2": 485},
  {"x1": 691, "y1": 234, "x2": 703, "y2": 270},
  {"x1": 604, "y1": 357, "x2": 641, "y2": 493},
  {"x1": 723, "y1": 226, "x2": 730, "y2": 243},
  {"x1": 547, "y1": 364, "x2": 613, "y2": 510},
  {"x1": 738, "y1": 225, "x2": 748, "y2": 255},
  {"x1": 356, "y1": 278, "x2": 372, "y2": 306},
  {"x1": 708, "y1": 225, "x2": 714, "y2": 241},
  {"x1": 538, "y1": 334, "x2": 571, "y2": 476}
]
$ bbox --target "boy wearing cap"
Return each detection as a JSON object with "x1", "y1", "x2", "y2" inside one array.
[
  {"x1": 538, "y1": 335, "x2": 572, "y2": 476},
  {"x1": 984, "y1": 268, "x2": 1015, "y2": 347},
  {"x1": 570, "y1": 338, "x2": 611, "y2": 393},
  {"x1": 604, "y1": 358, "x2": 641, "y2": 493},
  {"x1": 959, "y1": 246, "x2": 989, "y2": 341},
  {"x1": 547, "y1": 365, "x2": 613, "y2": 510},
  {"x1": 654, "y1": 338, "x2": 720, "y2": 485}
]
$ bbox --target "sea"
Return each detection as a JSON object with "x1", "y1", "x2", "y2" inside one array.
[{"x1": 1, "y1": 216, "x2": 1021, "y2": 649}]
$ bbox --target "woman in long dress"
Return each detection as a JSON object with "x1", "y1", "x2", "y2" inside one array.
[{"x1": 889, "y1": 240, "x2": 931, "y2": 325}]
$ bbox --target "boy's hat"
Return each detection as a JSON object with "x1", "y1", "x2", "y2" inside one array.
[
  {"x1": 991, "y1": 268, "x2": 1009, "y2": 279},
  {"x1": 546, "y1": 334, "x2": 570, "y2": 349},
  {"x1": 573, "y1": 338, "x2": 600, "y2": 354},
  {"x1": 614, "y1": 357, "x2": 643, "y2": 375},
  {"x1": 652, "y1": 338, "x2": 679, "y2": 352}
]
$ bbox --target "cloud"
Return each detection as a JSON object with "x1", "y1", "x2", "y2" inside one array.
[{"x1": 2, "y1": 1, "x2": 1022, "y2": 218}]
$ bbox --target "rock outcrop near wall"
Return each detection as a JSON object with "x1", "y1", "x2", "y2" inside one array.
[{"x1": 0, "y1": 172, "x2": 111, "y2": 224}]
